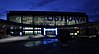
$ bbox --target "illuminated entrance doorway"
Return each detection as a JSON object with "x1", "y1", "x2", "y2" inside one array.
[{"x1": 44, "y1": 28, "x2": 57, "y2": 37}]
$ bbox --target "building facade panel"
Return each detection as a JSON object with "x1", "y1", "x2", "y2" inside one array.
[{"x1": 7, "y1": 11, "x2": 88, "y2": 37}]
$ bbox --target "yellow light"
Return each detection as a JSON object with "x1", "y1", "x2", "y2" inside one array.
[{"x1": 77, "y1": 31, "x2": 79, "y2": 33}]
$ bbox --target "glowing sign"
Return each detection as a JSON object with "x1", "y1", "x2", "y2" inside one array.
[
  {"x1": 46, "y1": 16, "x2": 86, "y2": 22},
  {"x1": 33, "y1": 16, "x2": 86, "y2": 25},
  {"x1": 47, "y1": 16, "x2": 61, "y2": 21}
]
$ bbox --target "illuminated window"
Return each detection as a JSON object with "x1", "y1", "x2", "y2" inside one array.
[
  {"x1": 9, "y1": 16, "x2": 21, "y2": 23},
  {"x1": 11, "y1": 32, "x2": 14, "y2": 34},
  {"x1": 46, "y1": 16, "x2": 55, "y2": 26},
  {"x1": 74, "y1": 33, "x2": 77, "y2": 35},
  {"x1": 22, "y1": 16, "x2": 33, "y2": 24},
  {"x1": 34, "y1": 31, "x2": 41, "y2": 35},
  {"x1": 77, "y1": 31, "x2": 79, "y2": 33},
  {"x1": 19, "y1": 26, "x2": 22, "y2": 29},
  {"x1": 10, "y1": 26, "x2": 14, "y2": 30},
  {"x1": 44, "y1": 28, "x2": 57, "y2": 35},
  {"x1": 75, "y1": 17, "x2": 79, "y2": 24},
  {"x1": 34, "y1": 28, "x2": 41, "y2": 30},
  {"x1": 24, "y1": 31, "x2": 33, "y2": 35},
  {"x1": 71, "y1": 17, "x2": 75, "y2": 25},
  {"x1": 33, "y1": 16, "x2": 45, "y2": 25},
  {"x1": 20, "y1": 32, "x2": 22, "y2": 35},
  {"x1": 67, "y1": 16, "x2": 80, "y2": 25},
  {"x1": 70, "y1": 33, "x2": 73, "y2": 35},
  {"x1": 38, "y1": 31, "x2": 41, "y2": 34},
  {"x1": 55, "y1": 16, "x2": 65, "y2": 26},
  {"x1": 34, "y1": 27, "x2": 42, "y2": 35},
  {"x1": 67, "y1": 18, "x2": 71, "y2": 25},
  {"x1": 23, "y1": 27, "x2": 33, "y2": 30}
]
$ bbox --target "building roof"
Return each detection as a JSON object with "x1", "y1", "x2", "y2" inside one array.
[{"x1": 7, "y1": 11, "x2": 87, "y2": 16}]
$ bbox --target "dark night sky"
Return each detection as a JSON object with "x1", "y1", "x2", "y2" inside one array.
[{"x1": 0, "y1": 0, "x2": 99, "y2": 22}]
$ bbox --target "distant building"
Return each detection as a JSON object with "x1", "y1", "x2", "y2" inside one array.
[{"x1": 7, "y1": 11, "x2": 88, "y2": 36}]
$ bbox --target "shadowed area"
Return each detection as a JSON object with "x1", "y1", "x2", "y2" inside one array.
[{"x1": 0, "y1": 38, "x2": 99, "y2": 54}]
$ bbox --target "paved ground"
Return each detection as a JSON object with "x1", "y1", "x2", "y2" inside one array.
[
  {"x1": 0, "y1": 36, "x2": 29, "y2": 43},
  {"x1": 0, "y1": 35, "x2": 47, "y2": 43},
  {"x1": 0, "y1": 38, "x2": 99, "y2": 54}
]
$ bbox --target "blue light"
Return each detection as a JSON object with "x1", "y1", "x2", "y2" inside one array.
[
  {"x1": 43, "y1": 41, "x2": 47, "y2": 44},
  {"x1": 10, "y1": 26, "x2": 13, "y2": 30},
  {"x1": 51, "y1": 39, "x2": 58, "y2": 42}
]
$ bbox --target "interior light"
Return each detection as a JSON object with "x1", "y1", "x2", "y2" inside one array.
[
  {"x1": 23, "y1": 27, "x2": 33, "y2": 30},
  {"x1": 70, "y1": 33, "x2": 73, "y2": 35},
  {"x1": 74, "y1": 33, "x2": 77, "y2": 35},
  {"x1": 20, "y1": 26, "x2": 22, "y2": 29},
  {"x1": 11, "y1": 32, "x2": 13, "y2": 34},
  {"x1": 25, "y1": 31, "x2": 33, "y2": 33},
  {"x1": 77, "y1": 31, "x2": 79, "y2": 33},
  {"x1": 20, "y1": 32, "x2": 22, "y2": 35},
  {"x1": 44, "y1": 28, "x2": 57, "y2": 35}
]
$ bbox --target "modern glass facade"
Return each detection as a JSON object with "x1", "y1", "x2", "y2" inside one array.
[
  {"x1": 22, "y1": 16, "x2": 33, "y2": 24},
  {"x1": 9, "y1": 16, "x2": 87, "y2": 25},
  {"x1": 7, "y1": 11, "x2": 88, "y2": 36},
  {"x1": 9, "y1": 16, "x2": 21, "y2": 23}
]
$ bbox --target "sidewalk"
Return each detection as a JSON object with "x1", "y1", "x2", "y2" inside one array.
[{"x1": 0, "y1": 36, "x2": 29, "y2": 43}]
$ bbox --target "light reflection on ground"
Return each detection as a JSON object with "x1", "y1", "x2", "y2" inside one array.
[{"x1": 24, "y1": 39, "x2": 59, "y2": 47}]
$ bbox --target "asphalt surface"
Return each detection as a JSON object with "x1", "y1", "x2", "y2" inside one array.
[{"x1": 0, "y1": 38, "x2": 99, "y2": 54}]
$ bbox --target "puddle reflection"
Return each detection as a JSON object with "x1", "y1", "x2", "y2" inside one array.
[{"x1": 24, "y1": 39, "x2": 59, "y2": 47}]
